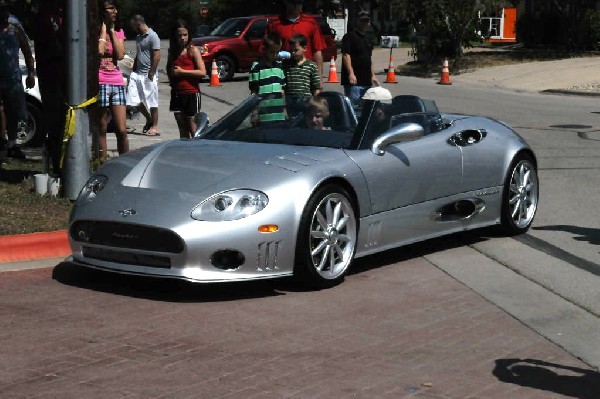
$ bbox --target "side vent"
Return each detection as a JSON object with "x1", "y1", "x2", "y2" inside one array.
[
  {"x1": 432, "y1": 199, "x2": 485, "y2": 222},
  {"x1": 256, "y1": 241, "x2": 281, "y2": 271}
]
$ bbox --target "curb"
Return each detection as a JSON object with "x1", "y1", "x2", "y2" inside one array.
[
  {"x1": 542, "y1": 89, "x2": 600, "y2": 97},
  {"x1": 0, "y1": 230, "x2": 70, "y2": 263}
]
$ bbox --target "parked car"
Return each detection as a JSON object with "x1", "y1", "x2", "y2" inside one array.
[
  {"x1": 17, "y1": 59, "x2": 44, "y2": 147},
  {"x1": 68, "y1": 92, "x2": 539, "y2": 289},
  {"x1": 192, "y1": 15, "x2": 337, "y2": 81}
]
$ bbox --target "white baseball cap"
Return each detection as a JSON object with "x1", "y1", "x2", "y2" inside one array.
[{"x1": 362, "y1": 87, "x2": 393, "y2": 103}]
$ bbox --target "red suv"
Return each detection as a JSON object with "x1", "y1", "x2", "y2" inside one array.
[{"x1": 192, "y1": 15, "x2": 337, "y2": 81}]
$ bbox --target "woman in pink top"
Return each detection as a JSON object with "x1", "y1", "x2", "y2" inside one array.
[
  {"x1": 96, "y1": 0, "x2": 128, "y2": 161},
  {"x1": 167, "y1": 19, "x2": 206, "y2": 139}
]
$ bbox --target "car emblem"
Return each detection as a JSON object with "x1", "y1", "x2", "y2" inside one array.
[{"x1": 119, "y1": 208, "x2": 137, "y2": 217}]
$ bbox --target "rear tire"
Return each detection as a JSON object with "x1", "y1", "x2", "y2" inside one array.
[
  {"x1": 500, "y1": 154, "x2": 539, "y2": 235},
  {"x1": 17, "y1": 101, "x2": 45, "y2": 147},
  {"x1": 294, "y1": 185, "x2": 357, "y2": 289}
]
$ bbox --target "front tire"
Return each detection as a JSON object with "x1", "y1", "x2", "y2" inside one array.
[
  {"x1": 215, "y1": 55, "x2": 235, "y2": 81},
  {"x1": 500, "y1": 154, "x2": 539, "y2": 235},
  {"x1": 294, "y1": 185, "x2": 357, "y2": 288}
]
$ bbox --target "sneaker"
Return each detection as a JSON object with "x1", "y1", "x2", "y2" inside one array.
[{"x1": 7, "y1": 146, "x2": 26, "y2": 160}]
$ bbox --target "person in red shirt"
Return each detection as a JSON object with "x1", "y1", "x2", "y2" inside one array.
[
  {"x1": 167, "y1": 19, "x2": 206, "y2": 139},
  {"x1": 267, "y1": 0, "x2": 326, "y2": 81}
]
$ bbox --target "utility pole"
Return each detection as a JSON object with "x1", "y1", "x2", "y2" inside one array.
[{"x1": 63, "y1": 0, "x2": 91, "y2": 200}]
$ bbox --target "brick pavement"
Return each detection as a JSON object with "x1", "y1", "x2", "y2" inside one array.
[{"x1": 1, "y1": 247, "x2": 598, "y2": 398}]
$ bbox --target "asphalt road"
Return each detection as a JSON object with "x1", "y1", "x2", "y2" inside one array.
[{"x1": 91, "y1": 42, "x2": 600, "y2": 369}]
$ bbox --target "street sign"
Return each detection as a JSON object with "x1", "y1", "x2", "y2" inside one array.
[{"x1": 200, "y1": 7, "x2": 208, "y2": 16}]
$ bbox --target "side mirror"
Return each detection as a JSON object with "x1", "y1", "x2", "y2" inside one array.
[
  {"x1": 193, "y1": 112, "x2": 210, "y2": 137},
  {"x1": 371, "y1": 123, "x2": 424, "y2": 155}
]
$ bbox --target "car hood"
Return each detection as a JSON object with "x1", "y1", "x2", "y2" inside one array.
[
  {"x1": 193, "y1": 35, "x2": 234, "y2": 45},
  {"x1": 118, "y1": 139, "x2": 347, "y2": 196}
]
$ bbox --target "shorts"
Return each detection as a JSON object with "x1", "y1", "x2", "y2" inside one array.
[
  {"x1": 169, "y1": 90, "x2": 201, "y2": 117},
  {"x1": 99, "y1": 84, "x2": 126, "y2": 107},
  {"x1": 126, "y1": 71, "x2": 159, "y2": 108}
]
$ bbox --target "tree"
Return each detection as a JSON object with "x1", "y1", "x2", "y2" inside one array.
[{"x1": 375, "y1": 0, "x2": 512, "y2": 60}]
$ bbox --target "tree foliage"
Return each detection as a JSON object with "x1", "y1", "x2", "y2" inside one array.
[
  {"x1": 380, "y1": 0, "x2": 512, "y2": 60},
  {"x1": 115, "y1": 0, "x2": 280, "y2": 38}
]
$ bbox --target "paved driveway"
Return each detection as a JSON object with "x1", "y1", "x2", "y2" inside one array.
[{"x1": 1, "y1": 238, "x2": 597, "y2": 398}]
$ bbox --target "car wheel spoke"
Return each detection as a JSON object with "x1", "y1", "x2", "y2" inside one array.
[
  {"x1": 316, "y1": 211, "x2": 328, "y2": 230},
  {"x1": 311, "y1": 239, "x2": 327, "y2": 257},
  {"x1": 336, "y1": 214, "x2": 349, "y2": 231},
  {"x1": 333, "y1": 243, "x2": 345, "y2": 263},
  {"x1": 317, "y1": 245, "x2": 331, "y2": 271}
]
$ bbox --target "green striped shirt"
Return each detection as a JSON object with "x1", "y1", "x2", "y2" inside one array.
[
  {"x1": 249, "y1": 60, "x2": 286, "y2": 123},
  {"x1": 284, "y1": 59, "x2": 321, "y2": 97}
]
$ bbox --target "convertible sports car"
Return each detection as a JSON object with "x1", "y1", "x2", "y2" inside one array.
[{"x1": 68, "y1": 92, "x2": 539, "y2": 288}]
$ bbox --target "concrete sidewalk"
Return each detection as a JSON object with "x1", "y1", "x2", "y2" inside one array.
[{"x1": 370, "y1": 46, "x2": 600, "y2": 94}]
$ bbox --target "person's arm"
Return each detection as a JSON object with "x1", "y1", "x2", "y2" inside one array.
[
  {"x1": 310, "y1": 18, "x2": 326, "y2": 81},
  {"x1": 311, "y1": 62, "x2": 321, "y2": 96},
  {"x1": 371, "y1": 65, "x2": 379, "y2": 86},
  {"x1": 109, "y1": 28, "x2": 125, "y2": 60},
  {"x1": 342, "y1": 53, "x2": 356, "y2": 85},
  {"x1": 16, "y1": 25, "x2": 35, "y2": 89},
  {"x1": 148, "y1": 34, "x2": 161, "y2": 80},
  {"x1": 173, "y1": 46, "x2": 206, "y2": 78},
  {"x1": 313, "y1": 50, "x2": 323, "y2": 83},
  {"x1": 148, "y1": 49, "x2": 160, "y2": 80},
  {"x1": 98, "y1": 22, "x2": 107, "y2": 55}
]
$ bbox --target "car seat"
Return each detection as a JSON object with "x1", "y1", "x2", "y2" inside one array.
[{"x1": 318, "y1": 91, "x2": 358, "y2": 132}]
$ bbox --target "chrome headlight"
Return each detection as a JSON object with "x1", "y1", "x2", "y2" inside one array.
[
  {"x1": 191, "y1": 190, "x2": 268, "y2": 221},
  {"x1": 76, "y1": 174, "x2": 108, "y2": 205}
]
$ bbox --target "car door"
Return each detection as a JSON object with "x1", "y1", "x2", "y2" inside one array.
[
  {"x1": 448, "y1": 117, "x2": 510, "y2": 192},
  {"x1": 351, "y1": 129, "x2": 463, "y2": 214},
  {"x1": 238, "y1": 18, "x2": 268, "y2": 70}
]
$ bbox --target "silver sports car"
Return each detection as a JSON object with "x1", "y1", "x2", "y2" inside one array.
[{"x1": 68, "y1": 92, "x2": 539, "y2": 288}]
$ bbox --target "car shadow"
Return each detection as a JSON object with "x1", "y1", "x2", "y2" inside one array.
[
  {"x1": 52, "y1": 262, "x2": 287, "y2": 302},
  {"x1": 533, "y1": 225, "x2": 600, "y2": 246},
  {"x1": 52, "y1": 229, "x2": 493, "y2": 302},
  {"x1": 348, "y1": 229, "x2": 491, "y2": 276},
  {"x1": 493, "y1": 358, "x2": 600, "y2": 398}
]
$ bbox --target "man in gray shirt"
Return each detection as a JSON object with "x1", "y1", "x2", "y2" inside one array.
[{"x1": 126, "y1": 14, "x2": 161, "y2": 136}]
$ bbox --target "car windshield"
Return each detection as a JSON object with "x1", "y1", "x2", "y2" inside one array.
[
  {"x1": 198, "y1": 94, "x2": 358, "y2": 149},
  {"x1": 210, "y1": 18, "x2": 249, "y2": 37}
]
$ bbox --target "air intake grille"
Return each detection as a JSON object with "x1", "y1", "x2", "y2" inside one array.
[
  {"x1": 82, "y1": 246, "x2": 171, "y2": 268},
  {"x1": 71, "y1": 220, "x2": 184, "y2": 253}
]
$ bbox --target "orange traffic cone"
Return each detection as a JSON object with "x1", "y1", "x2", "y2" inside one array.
[
  {"x1": 438, "y1": 58, "x2": 452, "y2": 85},
  {"x1": 385, "y1": 56, "x2": 397, "y2": 83},
  {"x1": 209, "y1": 60, "x2": 221, "y2": 87},
  {"x1": 325, "y1": 56, "x2": 339, "y2": 83}
]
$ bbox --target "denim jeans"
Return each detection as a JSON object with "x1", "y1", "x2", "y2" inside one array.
[{"x1": 344, "y1": 85, "x2": 369, "y2": 110}]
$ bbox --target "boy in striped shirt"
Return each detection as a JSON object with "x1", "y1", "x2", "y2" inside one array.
[
  {"x1": 249, "y1": 33, "x2": 287, "y2": 123},
  {"x1": 284, "y1": 34, "x2": 321, "y2": 116}
]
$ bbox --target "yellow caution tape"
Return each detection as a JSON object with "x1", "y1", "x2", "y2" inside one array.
[{"x1": 60, "y1": 96, "x2": 98, "y2": 167}]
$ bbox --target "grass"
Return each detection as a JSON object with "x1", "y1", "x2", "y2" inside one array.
[{"x1": 0, "y1": 156, "x2": 72, "y2": 236}]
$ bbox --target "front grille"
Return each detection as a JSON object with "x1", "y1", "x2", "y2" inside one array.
[
  {"x1": 71, "y1": 220, "x2": 184, "y2": 253},
  {"x1": 82, "y1": 246, "x2": 171, "y2": 268}
]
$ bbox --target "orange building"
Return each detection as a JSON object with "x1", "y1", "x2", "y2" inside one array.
[{"x1": 481, "y1": 7, "x2": 517, "y2": 43}]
